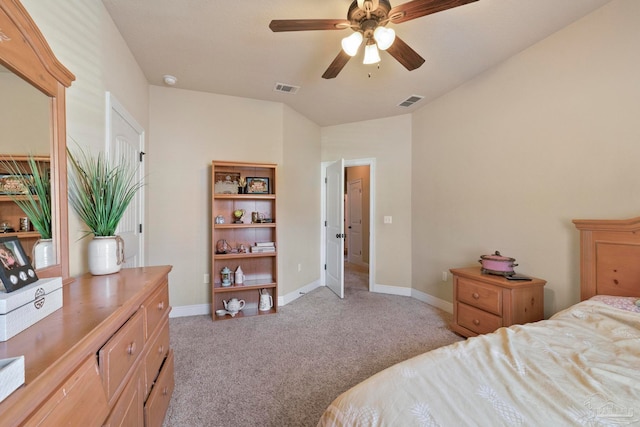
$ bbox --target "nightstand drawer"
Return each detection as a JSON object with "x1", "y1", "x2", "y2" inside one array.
[
  {"x1": 457, "y1": 302, "x2": 502, "y2": 335},
  {"x1": 457, "y1": 277, "x2": 502, "y2": 315}
]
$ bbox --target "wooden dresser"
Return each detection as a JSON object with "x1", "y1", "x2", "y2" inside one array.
[
  {"x1": 450, "y1": 267, "x2": 545, "y2": 338},
  {"x1": 0, "y1": 266, "x2": 174, "y2": 427}
]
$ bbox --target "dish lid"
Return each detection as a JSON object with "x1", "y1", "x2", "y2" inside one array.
[{"x1": 479, "y1": 251, "x2": 515, "y2": 262}]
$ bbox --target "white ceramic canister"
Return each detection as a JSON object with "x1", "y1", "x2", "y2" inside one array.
[{"x1": 235, "y1": 266, "x2": 244, "y2": 285}]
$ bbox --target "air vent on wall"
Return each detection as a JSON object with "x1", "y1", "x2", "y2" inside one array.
[
  {"x1": 274, "y1": 82, "x2": 300, "y2": 94},
  {"x1": 398, "y1": 94, "x2": 424, "y2": 108}
]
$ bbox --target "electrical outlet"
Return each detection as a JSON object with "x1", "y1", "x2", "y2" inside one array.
[
  {"x1": 204, "y1": 273, "x2": 210, "y2": 284},
  {"x1": 383, "y1": 216, "x2": 392, "y2": 224},
  {"x1": 442, "y1": 271, "x2": 448, "y2": 282},
  {"x1": 298, "y1": 263, "x2": 302, "y2": 272}
]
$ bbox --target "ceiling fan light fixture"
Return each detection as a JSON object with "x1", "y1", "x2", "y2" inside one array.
[
  {"x1": 341, "y1": 32, "x2": 363, "y2": 57},
  {"x1": 363, "y1": 43, "x2": 381, "y2": 65},
  {"x1": 373, "y1": 26, "x2": 395, "y2": 50}
]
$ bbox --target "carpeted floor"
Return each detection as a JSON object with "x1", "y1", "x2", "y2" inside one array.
[{"x1": 163, "y1": 265, "x2": 462, "y2": 427}]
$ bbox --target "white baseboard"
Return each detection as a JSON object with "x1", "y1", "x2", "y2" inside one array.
[
  {"x1": 169, "y1": 280, "x2": 452, "y2": 318},
  {"x1": 411, "y1": 288, "x2": 453, "y2": 314},
  {"x1": 279, "y1": 279, "x2": 322, "y2": 306},
  {"x1": 170, "y1": 304, "x2": 210, "y2": 318},
  {"x1": 372, "y1": 283, "x2": 412, "y2": 297},
  {"x1": 371, "y1": 284, "x2": 452, "y2": 313}
]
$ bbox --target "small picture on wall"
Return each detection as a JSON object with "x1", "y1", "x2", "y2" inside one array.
[
  {"x1": 0, "y1": 236, "x2": 38, "y2": 292},
  {"x1": 246, "y1": 177, "x2": 270, "y2": 194}
]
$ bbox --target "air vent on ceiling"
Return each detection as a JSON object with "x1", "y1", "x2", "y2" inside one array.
[
  {"x1": 274, "y1": 82, "x2": 300, "y2": 94},
  {"x1": 398, "y1": 95, "x2": 424, "y2": 108}
]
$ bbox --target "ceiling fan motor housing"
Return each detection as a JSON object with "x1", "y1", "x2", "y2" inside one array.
[{"x1": 348, "y1": 0, "x2": 392, "y2": 36}]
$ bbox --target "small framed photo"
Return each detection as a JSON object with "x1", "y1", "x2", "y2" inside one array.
[
  {"x1": 246, "y1": 177, "x2": 270, "y2": 194},
  {"x1": 0, "y1": 236, "x2": 38, "y2": 293},
  {"x1": 214, "y1": 172, "x2": 241, "y2": 194},
  {"x1": 0, "y1": 174, "x2": 32, "y2": 195}
]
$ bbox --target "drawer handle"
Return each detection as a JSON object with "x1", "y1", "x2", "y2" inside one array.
[
  {"x1": 157, "y1": 301, "x2": 165, "y2": 311},
  {"x1": 162, "y1": 386, "x2": 169, "y2": 396},
  {"x1": 127, "y1": 341, "x2": 137, "y2": 356},
  {"x1": 473, "y1": 319, "x2": 480, "y2": 326},
  {"x1": 158, "y1": 345, "x2": 164, "y2": 355},
  {"x1": 472, "y1": 292, "x2": 480, "y2": 300}
]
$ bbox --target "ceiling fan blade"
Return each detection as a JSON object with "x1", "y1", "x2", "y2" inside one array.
[
  {"x1": 269, "y1": 19, "x2": 350, "y2": 32},
  {"x1": 322, "y1": 51, "x2": 351, "y2": 79},
  {"x1": 385, "y1": 36, "x2": 425, "y2": 71},
  {"x1": 389, "y1": 0, "x2": 478, "y2": 24}
]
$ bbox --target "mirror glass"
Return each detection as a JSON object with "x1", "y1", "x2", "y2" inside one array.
[
  {"x1": 0, "y1": 66, "x2": 50, "y2": 153},
  {"x1": 0, "y1": 65, "x2": 55, "y2": 268}
]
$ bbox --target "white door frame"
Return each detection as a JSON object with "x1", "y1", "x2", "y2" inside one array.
[
  {"x1": 321, "y1": 158, "x2": 376, "y2": 293},
  {"x1": 105, "y1": 92, "x2": 146, "y2": 266}
]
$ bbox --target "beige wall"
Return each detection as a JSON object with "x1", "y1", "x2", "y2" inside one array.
[
  {"x1": 22, "y1": 0, "x2": 150, "y2": 277},
  {"x1": 322, "y1": 115, "x2": 412, "y2": 289},
  {"x1": 280, "y1": 105, "x2": 322, "y2": 296},
  {"x1": 411, "y1": 0, "x2": 640, "y2": 316},
  {"x1": 147, "y1": 87, "x2": 321, "y2": 307}
]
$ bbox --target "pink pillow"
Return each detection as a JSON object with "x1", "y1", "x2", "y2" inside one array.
[{"x1": 590, "y1": 295, "x2": 640, "y2": 312}]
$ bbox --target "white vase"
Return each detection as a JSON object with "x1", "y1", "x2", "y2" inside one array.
[
  {"x1": 33, "y1": 238, "x2": 54, "y2": 269},
  {"x1": 88, "y1": 236, "x2": 125, "y2": 275}
]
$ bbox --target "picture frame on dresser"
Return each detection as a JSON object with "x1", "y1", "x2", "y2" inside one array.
[
  {"x1": 246, "y1": 177, "x2": 270, "y2": 194},
  {"x1": 0, "y1": 236, "x2": 38, "y2": 292}
]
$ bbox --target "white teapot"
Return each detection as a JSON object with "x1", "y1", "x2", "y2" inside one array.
[{"x1": 223, "y1": 298, "x2": 245, "y2": 313}]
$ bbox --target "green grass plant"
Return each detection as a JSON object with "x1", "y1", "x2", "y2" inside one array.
[{"x1": 67, "y1": 146, "x2": 143, "y2": 238}]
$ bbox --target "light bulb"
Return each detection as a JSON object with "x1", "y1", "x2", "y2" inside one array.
[
  {"x1": 363, "y1": 43, "x2": 381, "y2": 65},
  {"x1": 341, "y1": 32, "x2": 363, "y2": 57},
  {"x1": 373, "y1": 26, "x2": 395, "y2": 51}
]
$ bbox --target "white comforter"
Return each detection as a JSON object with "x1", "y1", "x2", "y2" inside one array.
[{"x1": 318, "y1": 299, "x2": 640, "y2": 426}]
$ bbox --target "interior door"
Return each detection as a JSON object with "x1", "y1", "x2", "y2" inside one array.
[
  {"x1": 326, "y1": 159, "x2": 345, "y2": 298},
  {"x1": 347, "y1": 179, "x2": 363, "y2": 265},
  {"x1": 107, "y1": 93, "x2": 145, "y2": 268}
]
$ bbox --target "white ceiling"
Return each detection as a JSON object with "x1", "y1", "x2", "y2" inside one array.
[{"x1": 102, "y1": 0, "x2": 612, "y2": 127}]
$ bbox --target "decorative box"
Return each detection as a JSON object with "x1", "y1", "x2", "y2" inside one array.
[
  {"x1": 0, "y1": 356, "x2": 25, "y2": 403},
  {"x1": 0, "y1": 277, "x2": 63, "y2": 342}
]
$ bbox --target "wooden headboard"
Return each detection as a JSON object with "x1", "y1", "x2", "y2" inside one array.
[{"x1": 573, "y1": 217, "x2": 640, "y2": 300}]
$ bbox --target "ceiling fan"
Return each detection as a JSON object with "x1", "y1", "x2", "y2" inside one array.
[{"x1": 269, "y1": 0, "x2": 478, "y2": 79}]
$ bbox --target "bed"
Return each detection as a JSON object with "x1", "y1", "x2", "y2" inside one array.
[{"x1": 318, "y1": 217, "x2": 640, "y2": 426}]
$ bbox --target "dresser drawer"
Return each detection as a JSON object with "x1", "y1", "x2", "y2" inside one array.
[
  {"x1": 457, "y1": 277, "x2": 502, "y2": 315},
  {"x1": 103, "y1": 367, "x2": 144, "y2": 427},
  {"x1": 24, "y1": 356, "x2": 109, "y2": 427},
  {"x1": 144, "y1": 317, "x2": 170, "y2": 398},
  {"x1": 144, "y1": 284, "x2": 170, "y2": 339},
  {"x1": 99, "y1": 309, "x2": 145, "y2": 404},
  {"x1": 457, "y1": 302, "x2": 502, "y2": 335},
  {"x1": 144, "y1": 349, "x2": 175, "y2": 427}
]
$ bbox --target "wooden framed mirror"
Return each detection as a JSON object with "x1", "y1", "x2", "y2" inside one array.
[{"x1": 0, "y1": 0, "x2": 74, "y2": 283}]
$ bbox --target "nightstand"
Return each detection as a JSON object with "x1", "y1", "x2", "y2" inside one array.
[{"x1": 450, "y1": 267, "x2": 546, "y2": 338}]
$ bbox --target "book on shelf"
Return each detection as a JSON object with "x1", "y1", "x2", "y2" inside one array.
[
  {"x1": 255, "y1": 241, "x2": 275, "y2": 247},
  {"x1": 250, "y1": 246, "x2": 276, "y2": 253}
]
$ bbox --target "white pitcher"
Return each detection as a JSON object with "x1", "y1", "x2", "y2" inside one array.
[{"x1": 259, "y1": 289, "x2": 273, "y2": 311}]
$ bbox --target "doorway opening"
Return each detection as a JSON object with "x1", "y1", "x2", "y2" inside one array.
[
  {"x1": 345, "y1": 165, "x2": 370, "y2": 292},
  {"x1": 322, "y1": 158, "x2": 375, "y2": 298}
]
